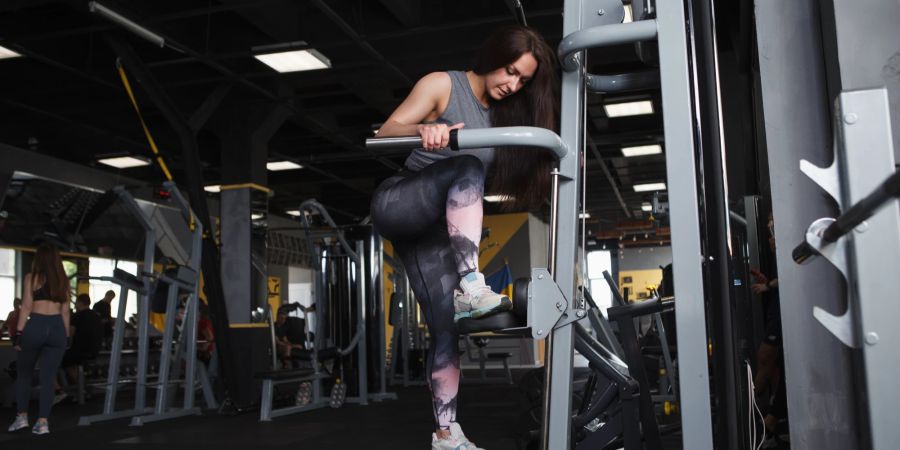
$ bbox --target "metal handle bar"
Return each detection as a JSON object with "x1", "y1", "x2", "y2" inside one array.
[
  {"x1": 365, "y1": 127, "x2": 568, "y2": 160},
  {"x1": 557, "y1": 20, "x2": 658, "y2": 72}
]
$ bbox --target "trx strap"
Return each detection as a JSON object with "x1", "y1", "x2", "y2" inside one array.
[
  {"x1": 117, "y1": 61, "x2": 173, "y2": 182},
  {"x1": 116, "y1": 60, "x2": 196, "y2": 231}
]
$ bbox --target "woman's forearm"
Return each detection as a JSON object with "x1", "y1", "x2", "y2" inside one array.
[
  {"x1": 16, "y1": 305, "x2": 30, "y2": 332},
  {"x1": 377, "y1": 120, "x2": 421, "y2": 138}
]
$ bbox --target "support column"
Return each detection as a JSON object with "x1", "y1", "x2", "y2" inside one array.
[{"x1": 216, "y1": 105, "x2": 290, "y2": 322}]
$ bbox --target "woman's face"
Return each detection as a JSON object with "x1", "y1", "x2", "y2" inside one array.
[{"x1": 484, "y1": 51, "x2": 538, "y2": 101}]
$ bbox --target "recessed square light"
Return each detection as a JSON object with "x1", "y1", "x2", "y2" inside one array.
[
  {"x1": 267, "y1": 160, "x2": 304, "y2": 171},
  {"x1": 621, "y1": 144, "x2": 662, "y2": 157},
  {"x1": 633, "y1": 182, "x2": 667, "y2": 192},
  {"x1": 579, "y1": 213, "x2": 591, "y2": 219},
  {"x1": 641, "y1": 202, "x2": 653, "y2": 212},
  {"x1": 204, "y1": 185, "x2": 222, "y2": 193},
  {"x1": 254, "y1": 48, "x2": 331, "y2": 73},
  {"x1": 0, "y1": 45, "x2": 22, "y2": 60},
  {"x1": 97, "y1": 155, "x2": 151, "y2": 169},
  {"x1": 604, "y1": 100, "x2": 654, "y2": 118},
  {"x1": 251, "y1": 213, "x2": 265, "y2": 220}
]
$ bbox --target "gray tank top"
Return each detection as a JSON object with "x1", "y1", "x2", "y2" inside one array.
[{"x1": 403, "y1": 71, "x2": 494, "y2": 171}]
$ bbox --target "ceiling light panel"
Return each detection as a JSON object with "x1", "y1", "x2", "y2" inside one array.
[
  {"x1": 604, "y1": 100, "x2": 654, "y2": 118},
  {"x1": 621, "y1": 144, "x2": 662, "y2": 157},
  {"x1": 97, "y1": 156, "x2": 151, "y2": 169},
  {"x1": 0, "y1": 46, "x2": 22, "y2": 60},
  {"x1": 254, "y1": 49, "x2": 331, "y2": 73},
  {"x1": 633, "y1": 182, "x2": 667, "y2": 192},
  {"x1": 267, "y1": 161, "x2": 304, "y2": 171}
]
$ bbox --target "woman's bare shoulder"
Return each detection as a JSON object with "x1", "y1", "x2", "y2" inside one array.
[{"x1": 416, "y1": 72, "x2": 452, "y2": 94}]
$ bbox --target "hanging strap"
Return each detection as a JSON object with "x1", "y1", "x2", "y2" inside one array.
[{"x1": 116, "y1": 61, "x2": 196, "y2": 231}]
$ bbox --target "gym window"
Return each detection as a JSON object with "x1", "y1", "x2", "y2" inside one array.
[
  {"x1": 0, "y1": 248, "x2": 15, "y2": 315},
  {"x1": 88, "y1": 257, "x2": 139, "y2": 322},
  {"x1": 586, "y1": 250, "x2": 614, "y2": 316}
]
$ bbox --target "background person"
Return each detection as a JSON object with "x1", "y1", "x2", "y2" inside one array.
[{"x1": 8, "y1": 244, "x2": 71, "y2": 435}]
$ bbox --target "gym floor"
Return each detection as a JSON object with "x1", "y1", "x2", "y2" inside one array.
[{"x1": 2, "y1": 370, "x2": 574, "y2": 450}]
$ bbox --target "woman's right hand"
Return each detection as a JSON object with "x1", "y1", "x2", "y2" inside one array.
[{"x1": 417, "y1": 122, "x2": 464, "y2": 151}]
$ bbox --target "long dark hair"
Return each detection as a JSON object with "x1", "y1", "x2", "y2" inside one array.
[
  {"x1": 473, "y1": 25, "x2": 560, "y2": 210},
  {"x1": 31, "y1": 243, "x2": 69, "y2": 304}
]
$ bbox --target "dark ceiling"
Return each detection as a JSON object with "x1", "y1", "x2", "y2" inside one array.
[{"x1": 0, "y1": 0, "x2": 665, "y2": 231}]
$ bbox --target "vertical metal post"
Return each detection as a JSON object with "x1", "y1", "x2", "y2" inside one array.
[
  {"x1": 656, "y1": 0, "x2": 715, "y2": 448},
  {"x1": 542, "y1": 1, "x2": 583, "y2": 448},
  {"x1": 402, "y1": 274, "x2": 412, "y2": 387},
  {"x1": 374, "y1": 235, "x2": 386, "y2": 395},
  {"x1": 135, "y1": 228, "x2": 154, "y2": 411},
  {"x1": 356, "y1": 240, "x2": 369, "y2": 404},
  {"x1": 102, "y1": 283, "x2": 130, "y2": 414},
  {"x1": 154, "y1": 282, "x2": 179, "y2": 414},
  {"x1": 835, "y1": 89, "x2": 900, "y2": 450},
  {"x1": 183, "y1": 220, "x2": 203, "y2": 410},
  {"x1": 548, "y1": 170, "x2": 561, "y2": 276},
  {"x1": 182, "y1": 288, "x2": 198, "y2": 409}
]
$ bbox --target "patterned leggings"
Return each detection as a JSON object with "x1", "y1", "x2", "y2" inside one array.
[{"x1": 371, "y1": 155, "x2": 485, "y2": 428}]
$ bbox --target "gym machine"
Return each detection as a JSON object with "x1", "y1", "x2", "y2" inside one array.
[
  {"x1": 76, "y1": 186, "x2": 155, "y2": 425},
  {"x1": 366, "y1": 0, "x2": 715, "y2": 448},
  {"x1": 255, "y1": 200, "x2": 397, "y2": 421},
  {"x1": 297, "y1": 199, "x2": 396, "y2": 405},
  {"x1": 386, "y1": 264, "x2": 428, "y2": 387},
  {"x1": 78, "y1": 181, "x2": 215, "y2": 426}
]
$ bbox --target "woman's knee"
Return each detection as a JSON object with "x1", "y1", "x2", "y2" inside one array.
[{"x1": 452, "y1": 155, "x2": 486, "y2": 180}]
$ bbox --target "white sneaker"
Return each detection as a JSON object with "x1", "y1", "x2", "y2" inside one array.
[
  {"x1": 453, "y1": 272, "x2": 512, "y2": 322},
  {"x1": 31, "y1": 420, "x2": 49, "y2": 435},
  {"x1": 431, "y1": 423, "x2": 484, "y2": 450},
  {"x1": 7, "y1": 414, "x2": 28, "y2": 432}
]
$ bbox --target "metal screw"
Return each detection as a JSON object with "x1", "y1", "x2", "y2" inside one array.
[
  {"x1": 708, "y1": 255, "x2": 715, "y2": 261},
  {"x1": 865, "y1": 332, "x2": 879, "y2": 345},
  {"x1": 576, "y1": 309, "x2": 586, "y2": 318},
  {"x1": 854, "y1": 221, "x2": 869, "y2": 233},
  {"x1": 538, "y1": 274, "x2": 544, "y2": 279},
  {"x1": 843, "y1": 113, "x2": 858, "y2": 124},
  {"x1": 537, "y1": 329, "x2": 544, "y2": 336},
  {"x1": 597, "y1": 9, "x2": 605, "y2": 15},
  {"x1": 555, "y1": 302, "x2": 562, "y2": 310}
]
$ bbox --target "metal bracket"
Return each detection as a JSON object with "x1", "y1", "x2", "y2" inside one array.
[
  {"x1": 583, "y1": 0, "x2": 626, "y2": 29},
  {"x1": 528, "y1": 268, "x2": 567, "y2": 340},
  {"x1": 799, "y1": 150, "x2": 843, "y2": 210},
  {"x1": 802, "y1": 218, "x2": 857, "y2": 348}
]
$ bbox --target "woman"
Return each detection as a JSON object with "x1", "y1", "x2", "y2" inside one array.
[
  {"x1": 8, "y1": 244, "x2": 71, "y2": 435},
  {"x1": 371, "y1": 25, "x2": 559, "y2": 450}
]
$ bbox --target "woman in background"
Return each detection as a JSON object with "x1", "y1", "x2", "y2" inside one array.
[{"x1": 8, "y1": 243, "x2": 71, "y2": 435}]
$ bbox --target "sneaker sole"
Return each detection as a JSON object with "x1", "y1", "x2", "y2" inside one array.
[{"x1": 454, "y1": 297, "x2": 512, "y2": 322}]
